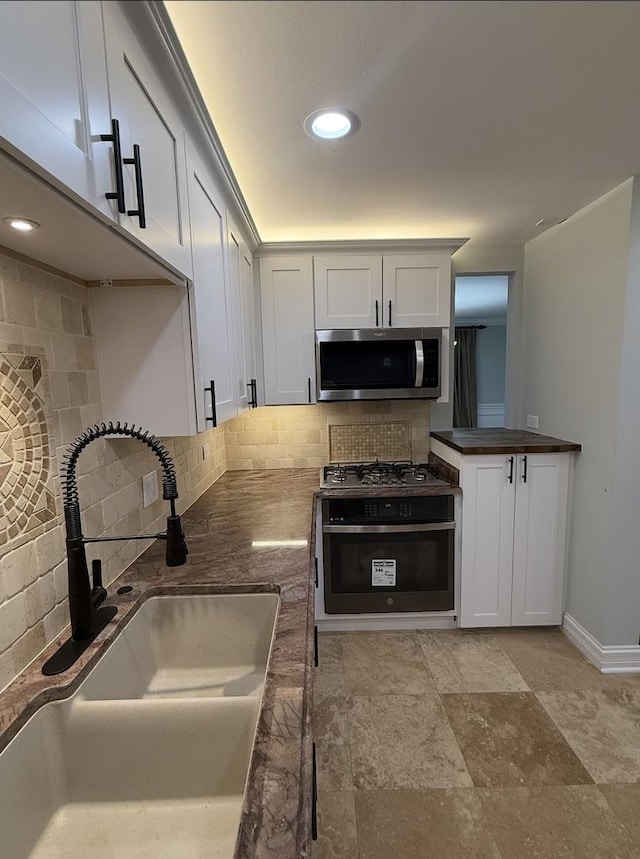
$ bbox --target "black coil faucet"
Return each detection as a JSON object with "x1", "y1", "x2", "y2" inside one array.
[{"x1": 43, "y1": 422, "x2": 188, "y2": 676}]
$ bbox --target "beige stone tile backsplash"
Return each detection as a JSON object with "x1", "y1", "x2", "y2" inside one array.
[
  {"x1": 0, "y1": 250, "x2": 431, "y2": 692},
  {"x1": 0, "y1": 252, "x2": 226, "y2": 691},
  {"x1": 224, "y1": 401, "x2": 430, "y2": 468}
]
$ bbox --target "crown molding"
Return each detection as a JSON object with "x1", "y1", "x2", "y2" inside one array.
[
  {"x1": 143, "y1": 1, "x2": 261, "y2": 251},
  {"x1": 255, "y1": 238, "x2": 469, "y2": 257}
]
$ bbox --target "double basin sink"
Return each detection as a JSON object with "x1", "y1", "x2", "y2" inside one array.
[{"x1": 0, "y1": 592, "x2": 280, "y2": 858}]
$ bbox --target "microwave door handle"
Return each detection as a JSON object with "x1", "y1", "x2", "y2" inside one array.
[{"x1": 414, "y1": 341, "x2": 424, "y2": 387}]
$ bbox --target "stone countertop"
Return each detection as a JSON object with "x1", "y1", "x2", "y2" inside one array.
[
  {"x1": 431, "y1": 428, "x2": 582, "y2": 455},
  {"x1": 0, "y1": 467, "x2": 460, "y2": 858}
]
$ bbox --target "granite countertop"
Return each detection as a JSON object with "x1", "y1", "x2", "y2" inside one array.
[
  {"x1": 0, "y1": 467, "x2": 460, "y2": 857},
  {"x1": 431, "y1": 428, "x2": 582, "y2": 455}
]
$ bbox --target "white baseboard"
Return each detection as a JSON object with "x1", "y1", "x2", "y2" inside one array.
[{"x1": 562, "y1": 613, "x2": 640, "y2": 673}]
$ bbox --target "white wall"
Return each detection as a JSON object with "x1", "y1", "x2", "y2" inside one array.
[{"x1": 522, "y1": 180, "x2": 633, "y2": 645}]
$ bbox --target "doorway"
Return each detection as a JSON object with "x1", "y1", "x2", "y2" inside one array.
[{"x1": 453, "y1": 274, "x2": 508, "y2": 428}]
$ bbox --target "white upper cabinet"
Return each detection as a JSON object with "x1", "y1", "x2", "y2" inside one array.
[
  {"x1": 102, "y1": 1, "x2": 192, "y2": 278},
  {"x1": 227, "y1": 218, "x2": 256, "y2": 415},
  {"x1": 314, "y1": 252, "x2": 451, "y2": 329},
  {"x1": 313, "y1": 255, "x2": 382, "y2": 328},
  {"x1": 186, "y1": 142, "x2": 236, "y2": 429},
  {"x1": 260, "y1": 256, "x2": 315, "y2": 405},
  {"x1": 0, "y1": 1, "x2": 116, "y2": 221},
  {"x1": 383, "y1": 253, "x2": 451, "y2": 327}
]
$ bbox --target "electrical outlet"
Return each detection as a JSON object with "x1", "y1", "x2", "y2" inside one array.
[
  {"x1": 526, "y1": 415, "x2": 539, "y2": 429},
  {"x1": 142, "y1": 470, "x2": 159, "y2": 508},
  {"x1": 202, "y1": 444, "x2": 210, "y2": 460}
]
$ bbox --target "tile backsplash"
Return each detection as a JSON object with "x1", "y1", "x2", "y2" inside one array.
[
  {"x1": 224, "y1": 401, "x2": 430, "y2": 468},
  {"x1": 0, "y1": 250, "x2": 432, "y2": 691}
]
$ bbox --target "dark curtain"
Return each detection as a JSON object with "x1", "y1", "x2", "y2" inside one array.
[{"x1": 453, "y1": 327, "x2": 477, "y2": 427}]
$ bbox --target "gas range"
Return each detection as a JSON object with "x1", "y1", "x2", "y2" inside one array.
[{"x1": 320, "y1": 460, "x2": 448, "y2": 489}]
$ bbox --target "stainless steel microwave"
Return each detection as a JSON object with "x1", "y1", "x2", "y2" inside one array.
[{"x1": 315, "y1": 328, "x2": 442, "y2": 401}]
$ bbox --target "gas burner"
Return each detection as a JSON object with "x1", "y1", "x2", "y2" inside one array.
[{"x1": 321, "y1": 460, "x2": 448, "y2": 489}]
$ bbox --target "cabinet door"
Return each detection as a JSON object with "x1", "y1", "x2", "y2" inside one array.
[
  {"x1": 383, "y1": 253, "x2": 451, "y2": 327},
  {"x1": 103, "y1": 2, "x2": 192, "y2": 277},
  {"x1": 460, "y1": 456, "x2": 515, "y2": 627},
  {"x1": 186, "y1": 145, "x2": 236, "y2": 429},
  {"x1": 511, "y1": 453, "x2": 569, "y2": 625},
  {"x1": 313, "y1": 255, "x2": 382, "y2": 329},
  {"x1": 227, "y1": 220, "x2": 257, "y2": 416},
  {"x1": 0, "y1": 1, "x2": 115, "y2": 221},
  {"x1": 240, "y1": 246, "x2": 257, "y2": 401},
  {"x1": 91, "y1": 286, "x2": 196, "y2": 436},
  {"x1": 260, "y1": 256, "x2": 315, "y2": 405}
]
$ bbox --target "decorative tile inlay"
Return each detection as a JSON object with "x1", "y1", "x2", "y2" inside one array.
[
  {"x1": 329, "y1": 422, "x2": 411, "y2": 462},
  {"x1": 0, "y1": 352, "x2": 53, "y2": 548}
]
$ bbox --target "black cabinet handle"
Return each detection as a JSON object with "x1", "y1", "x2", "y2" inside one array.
[
  {"x1": 375, "y1": 299, "x2": 379, "y2": 327},
  {"x1": 522, "y1": 455, "x2": 528, "y2": 483},
  {"x1": 204, "y1": 379, "x2": 217, "y2": 426},
  {"x1": 388, "y1": 299, "x2": 392, "y2": 326},
  {"x1": 247, "y1": 378, "x2": 258, "y2": 408},
  {"x1": 508, "y1": 456, "x2": 514, "y2": 484},
  {"x1": 314, "y1": 624, "x2": 319, "y2": 668},
  {"x1": 308, "y1": 377, "x2": 312, "y2": 403},
  {"x1": 314, "y1": 557, "x2": 318, "y2": 588},
  {"x1": 312, "y1": 742, "x2": 318, "y2": 840},
  {"x1": 100, "y1": 118, "x2": 126, "y2": 213},
  {"x1": 124, "y1": 144, "x2": 147, "y2": 228}
]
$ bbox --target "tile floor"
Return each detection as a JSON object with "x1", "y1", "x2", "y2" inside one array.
[{"x1": 312, "y1": 628, "x2": 640, "y2": 858}]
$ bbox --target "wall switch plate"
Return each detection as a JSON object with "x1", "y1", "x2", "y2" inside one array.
[
  {"x1": 527, "y1": 415, "x2": 539, "y2": 429},
  {"x1": 202, "y1": 444, "x2": 210, "y2": 460},
  {"x1": 142, "y1": 470, "x2": 159, "y2": 508}
]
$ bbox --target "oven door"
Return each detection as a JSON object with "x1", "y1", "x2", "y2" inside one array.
[{"x1": 323, "y1": 522, "x2": 454, "y2": 614}]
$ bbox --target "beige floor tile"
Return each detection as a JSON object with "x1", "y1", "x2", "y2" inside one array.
[
  {"x1": 442, "y1": 692, "x2": 593, "y2": 787},
  {"x1": 478, "y1": 785, "x2": 640, "y2": 858},
  {"x1": 341, "y1": 632, "x2": 435, "y2": 695},
  {"x1": 348, "y1": 694, "x2": 472, "y2": 790},
  {"x1": 537, "y1": 688, "x2": 640, "y2": 783},
  {"x1": 599, "y1": 784, "x2": 640, "y2": 845},
  {"x1": 496, "y1": 628, "x2": 640, "y2": 691},
  {"x1": 313, "y1": 694, "x2": 354, "y2": 792},
  {"x1": 418, "y1": 630, "x2": 529, "y2": 693},
  {"x1": 315, "y1": 634, "x2": 346, "y2": 702},
  {"x1": 355, "y1": 788, "x2": 501, "y2": 859},
  {"x1": 312, "y1": 790, "x2": 358, "y2": 859}
]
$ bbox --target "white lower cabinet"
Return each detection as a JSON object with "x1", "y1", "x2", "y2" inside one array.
[
  {"x1": 459, "y1": 452, "x2": 570, "y2": 627},
  {"x1": 259, "y1": 256, "x2": 316, "y2": 405}
]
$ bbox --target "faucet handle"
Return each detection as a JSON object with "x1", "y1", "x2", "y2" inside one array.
[{"x1": 91, "y1": 559, "x2": 107, "y2": 608}]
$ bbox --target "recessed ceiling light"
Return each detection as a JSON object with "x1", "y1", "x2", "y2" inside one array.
[
  {"x1": 3, "y1": 217, "x2": 41, "y2": 233},
  {"x1": 304, "y1": 109, "x2": 359, "y2": 140}
]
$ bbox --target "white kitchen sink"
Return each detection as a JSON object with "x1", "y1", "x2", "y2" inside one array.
[
  {"x1": 0, "y1": 592, "x2": 280, "y2": 858},
  {"x1": 80, "y1": 592, "x2": 279, "y2": 700}
]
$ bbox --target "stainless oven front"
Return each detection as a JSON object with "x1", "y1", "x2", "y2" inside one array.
[{"x1": 322, "y1": 495, "x2": 454, "y2": 614}]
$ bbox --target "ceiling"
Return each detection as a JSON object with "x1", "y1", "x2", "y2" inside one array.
[
  {"x1": 454, "y1": 275, "x2": 508, "y2": 321},
  {"x1": 164, "y1": 0, "x2": 640, "y2": 246}
]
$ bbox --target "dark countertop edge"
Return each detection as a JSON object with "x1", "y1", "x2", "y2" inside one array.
[{"x1": 430, "y1": 431, "x2": 582, "y2": 455}]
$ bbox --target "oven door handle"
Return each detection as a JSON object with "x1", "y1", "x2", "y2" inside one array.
[
  {"x1": 415, "y1": 340, "x2": 424, "y2": 387},
  {"x1": 323, "y1": 522, "x2": 454, "y2": 534}
]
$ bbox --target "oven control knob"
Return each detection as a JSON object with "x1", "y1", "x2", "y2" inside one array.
[{"x1": 386, "y1": 597, "x2": 394, "y2": 606}]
